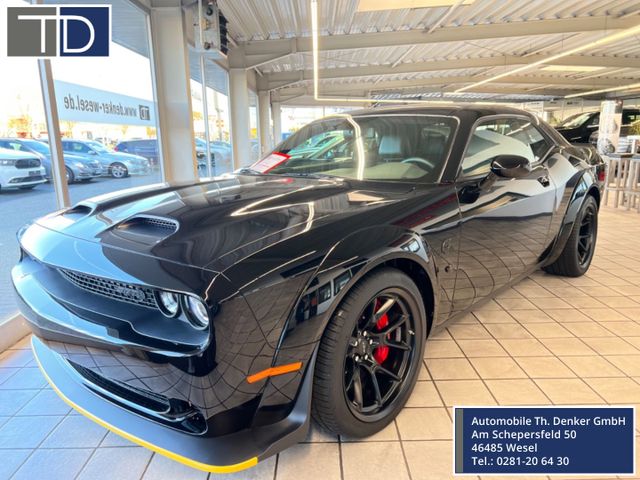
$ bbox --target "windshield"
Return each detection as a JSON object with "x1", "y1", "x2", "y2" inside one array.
[
  {"x1": 247, "y1": 114, "x2": 457, "y2": 182},
  {"x1": 559, "y1": 112, "x2": 594, "y2": 128},
  {"x1": 22, "y1": 140, "x2": 50, "y2": 155},
  {"x1": 87, "y1": 141, "x2": 109, "y2": 153}
]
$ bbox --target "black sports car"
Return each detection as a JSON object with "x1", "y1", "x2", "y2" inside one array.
[{"x1": 13, "y1": 106, "x2": 604, "y2": 473}]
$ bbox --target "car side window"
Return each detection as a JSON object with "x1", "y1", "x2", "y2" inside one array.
[
  {"x1": 62, "y1": 142, "x2": 74, "y2": 152},
  {"x1": 623, "y1": 112, "x2": 640, "y2": 125},
  {"x1": 587, "y1": 114, "x2": 600, "y2": 127},
  {"x1": 460, "y1": 118, "x2": 551, "y2": 177}
]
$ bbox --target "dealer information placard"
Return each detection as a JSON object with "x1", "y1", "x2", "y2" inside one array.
[{"x1": 454, "y1": 406, "x2": 635, "y2": 475}]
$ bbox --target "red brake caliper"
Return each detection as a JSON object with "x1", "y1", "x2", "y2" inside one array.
[{"x1": 373, "y1": 299, "x2": 390, "y2": 364}]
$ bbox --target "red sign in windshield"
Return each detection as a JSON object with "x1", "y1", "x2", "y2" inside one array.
[{"x1": 250, "y1": 152, "x2": 290, "y2": 173}]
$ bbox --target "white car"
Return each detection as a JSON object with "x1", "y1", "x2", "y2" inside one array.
[{"x1": 0, "y1": 147, "x2": 46, "y2": 191}]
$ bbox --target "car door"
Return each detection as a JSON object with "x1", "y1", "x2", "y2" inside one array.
[{"x1": 451, "y1": 116, "x2": 556, "y2": 314}]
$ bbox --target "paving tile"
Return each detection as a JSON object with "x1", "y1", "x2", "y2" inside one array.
[
  {"x1": 0, "y1": 349, "x2": 33, "y2": 368},
  {"x1": 469, "y1": 357, "x2": 527, "y2": 379},
  {"x1": 435, "y1": 379, "x2": 496, "y2": 406},
  {"x1": 404, "y1": 440, "x2": 475, "y2": 480},
  {"x1": 447, "y1": 323, "x2": 492, "y2": 340},
  {"x1": 210, "y1": 455, "x2": 275, "y2": 480},
  {"x1": 277, "y1": 443, "x2": 341, "y2": 480},
  {"x1": 539, "y1": 338, "x2": 595, "y2": 356},
  {"x1": 456, "y1": 339, "x2": 508, "y2": 357},
  {"x1": 581, "y1": 337, "x2": 640, "y2": 355},
  {"x1": 496, "y1": 298, "x2": 538, "y2": 310},
  {"x1": 534, "y1": 379, "x2": 604, "y2": 404},
  {"x1": 17, "y1": 389, "x2": 71, "y2": 416},
  {"x1": 41, "y1": 414, "x2": 108, "y2": 448},
  {"x1": 472, "y1": 310, "x2": 516, "y2": 324},
  {"x1": 586, "y1": 378, "x2": 640, "y2": 403},
  {"x1": 396, "y1": 407, "x2": 451, "y2": 440},
  {"x1": 0, "y1": 367, "x2": 47, "y2": 389},
  {"x1": 529, "y1": 297, "x2": 573, "y2": 310},
  {"x1": 342, "y1": 441, "x2": 409, "y2": 480},
  {"x1": 405, "y1": 381, "x2": 443, "y2": 407},
  {"x1": 560, "y1": 356, "x2": 625, "y2": 378},
  {"x1": 424, "y1": 339, "x2": 464, "y2": 358},
  {"x1": 523, "y1": 322, "x2": 573, "y2": 338},
  {"x1": 485, "y1": 379, "x2": 550, "y2": 405},
  {"x1": 515, "y1": 356, "x2": 575, "y2": 378},
  {"x1": 0, "y1": 367, "x2": 19, "y2": 385},
  {"x1": 426, "y1": 358, "x2": 478, "y2": 380},
  {"x1": 143, "y1": 453, "x2": 209, "y2": 480},
  {"x1": 601, "y1": 321, "x2": 640, "y2": 337},
  {"x1": 545, "y1": 308, "x2": 592, "y2": 323},
  {"x1": 484, "y1": 323, "x2": 533, "y2": 339},
  {"x1": 12, "y1": 448, "x2": 93, "y2": 480},
  {"x1": 498, "y1": 339, "x2": 552, "y2": 357},
  {"x1": 0, "y1": 389, "x2": 37, "y2": 416},
  {"x1": 100, "y1": 431, "x2": 136, "y2": 447},
  {"x1": 77, "y1": 447, "x2": 153, "y2": 480},
  {"x1": 0, "y1": 415, "x2": 62, "y2": 448},
  {"x1": 603, "y1": 355, "x2": 640, "y2": 377},
  {"x1": 562, "y1": 322, "x2": 614, "y2": 337},
  {"x1": 509, "y1": 309, "x2": 554, "y2": 323},
  {"x1": 582, "y1": 308, "x2": 630, "y2": 322},
  {"x1": 0, "y1": 449, "x2": 33, "y2": 479}
]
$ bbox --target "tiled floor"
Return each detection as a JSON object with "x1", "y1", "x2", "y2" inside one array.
[{"x1": 1, "y1": 205, "x2": 640, "y2": 480}]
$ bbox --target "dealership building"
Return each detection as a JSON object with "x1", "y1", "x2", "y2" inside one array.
[{"x1": 1, "y1": 0, "x2": 640, "y2": 479}]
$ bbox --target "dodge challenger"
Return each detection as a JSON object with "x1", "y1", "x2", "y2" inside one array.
[{"x1": 12, "y1": 106, "x2": 604, "y2": 472}]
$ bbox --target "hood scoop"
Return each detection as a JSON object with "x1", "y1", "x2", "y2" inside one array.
[{"x1": 112, "y1": 215, "x2": 179, "y2": 244}]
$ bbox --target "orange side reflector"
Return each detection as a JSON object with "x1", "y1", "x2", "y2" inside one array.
[{"x1": 246, "y1": 362, "x2": 303, "y2": 384}]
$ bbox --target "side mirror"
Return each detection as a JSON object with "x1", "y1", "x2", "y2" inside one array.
[
  {"x1": 490, "y1": 155, "x2": 531, "y2": 179},
  {"x1": 88, "y1": 150, "x2": 97, "y2": 155}
]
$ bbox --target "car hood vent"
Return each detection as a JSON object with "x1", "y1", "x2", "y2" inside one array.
[
  {"x1": 115, "y1": 215, "x2": 179, "y2": 237},
  {"x1": 62, "y1": 204, "x2": 94, "y2": 220}
]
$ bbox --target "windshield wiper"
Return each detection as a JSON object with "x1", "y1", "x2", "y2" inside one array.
[
  {"x1": 236, "y1": 167, "x2": 264, "y2": 175},
  {"x1": 277, "y1": 172, "x2": 336, "y2": 179}
]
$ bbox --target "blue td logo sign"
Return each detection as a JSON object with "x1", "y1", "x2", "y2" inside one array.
[{"x1": 7, "y1": 5, "x2": 111, "y2": 57}]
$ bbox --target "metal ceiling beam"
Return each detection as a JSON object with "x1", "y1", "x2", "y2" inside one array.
[
  {"x1": 264, "y1": 55, "x2": 640, "y2": 89},
  {"x1": 275, "y1": 75, "x2": 624, "y2": 97},
  {"x1": 238, "y1": 15, "x2": 640, "y2": 68}
]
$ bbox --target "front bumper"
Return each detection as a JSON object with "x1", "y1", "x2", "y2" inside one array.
[
  {"x1": 31, "y1": 335, "x2": 312, "y2": 472},
  {"x1": 12, "y1": 225, "x2": 312, "y2": 472}
]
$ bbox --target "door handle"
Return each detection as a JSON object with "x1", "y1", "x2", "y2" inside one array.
[{"x1": 537, "y1": 175, "x2": 550, "y2": 187}]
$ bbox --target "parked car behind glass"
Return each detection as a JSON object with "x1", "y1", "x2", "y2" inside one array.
[
  {"x1": 0, "y1": 138, "x2": 102, "y2": 183},
  {"x1": 0, "y1": 147, "x2": 46, "y2": 191},
  {"x1": 555, "y1": 108, "x2": 640, "y2": 143},
  {"x1": 62, "y1": 139, "x2": 150, "y2": 179},
  {"x1": 114, "y1": 139, "x2": 160, "y2": 166}
]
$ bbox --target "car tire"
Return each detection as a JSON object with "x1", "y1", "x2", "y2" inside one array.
[
  {"x1": 544, "y1": 195, "x2": 598, "y2": 277},
  {"x1": 312, "y1": 267, "x2": 425, "y2": 437},
  {"x1": 66, "y1": 167, "x2": 75, "y2": 184},
  {"x1": 110, "y1": 163, "x2": 128, "y2": 179}
]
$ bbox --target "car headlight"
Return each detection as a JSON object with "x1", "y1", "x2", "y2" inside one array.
[
  {"x1": 184, "y1": 296, "x2": 209, "y2": 329},
  {"x1": 0, "y1": 159, "x2": 17, "y2": 166},
  {"x1": 156, "y1": 291, "x2": 180, "y2": 317}
]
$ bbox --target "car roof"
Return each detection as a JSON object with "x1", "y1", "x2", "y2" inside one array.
[
  {"x1": 0, "y1": 147, "x2": 38, "y2": 158},
  {"x1": 344, "y1": 104, "x2": 538, "y2": 119}
]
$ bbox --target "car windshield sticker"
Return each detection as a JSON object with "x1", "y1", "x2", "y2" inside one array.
[{"x1": 251, "y1": 152, "x2": 290, "y2": 173}]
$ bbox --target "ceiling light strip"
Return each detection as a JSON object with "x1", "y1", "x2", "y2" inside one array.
[
  {"x1": 454, "y1": 22, "x2": 640, "y2": 94},
  {"x1": 310, "y1": 0, "x2": 520, "y2": 106},
  {"x1": 564, "y1": 81, "x2": 640, "y2": 99}
]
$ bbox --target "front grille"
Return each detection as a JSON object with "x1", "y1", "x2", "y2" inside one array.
[
  {"x1": 59, "y1": 268, "x2": 158, "y2": 309},
  {"x1": 9, "y1": 175, "x2": 43, "y2": 183},
  {"x1": 15, "y1": 158, "x2": 41, "y2": 169}
]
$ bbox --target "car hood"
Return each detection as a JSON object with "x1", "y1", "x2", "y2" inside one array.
[{"x1": 33, "y1": 175, "x2": 427, "y2": 273}]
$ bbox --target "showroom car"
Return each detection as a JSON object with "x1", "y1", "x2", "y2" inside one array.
[
  {"x1": 61, "y1": 139, "x2": 151, "y2": 178},
  {"x1": 0, "y1": 147, "x2": 46, "y2": 191},
  {"x1": 13, "y1": 106, "x2": 603, "y2": 472},
  {"x1": 555, "y1": 108, "x2": 640, "y2": 143},
  {"x1": 113, "y1": 138, "x2": 160, "y2": 166},
  {"x1": 0, "y1": 138, "x2": 102, "y2": 183}
]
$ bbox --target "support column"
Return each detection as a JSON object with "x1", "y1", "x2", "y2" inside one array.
[
  {"x1": 149, "y1": 6, "x2": 197, "y2": 183},
  {"x1": 257, "y1": 90, "x2": 271, "y2": 155},
  {"x1": 229, "y1": 68, "x2": 251, "y2": 169},
  {"x1": 272, "y1": 101, "x2": 282, "y2": 145}
]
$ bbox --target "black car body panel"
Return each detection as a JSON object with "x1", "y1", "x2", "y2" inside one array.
[{"x1": 13, "y1": 106, "x2": 604, "y2": 472}]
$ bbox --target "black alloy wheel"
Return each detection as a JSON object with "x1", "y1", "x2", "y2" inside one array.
[
  {"x1": 577, "y1": 202, "x2": 597, "y2": 267},
  {"x1": 344, "y1": 290, "x2": 416, "y2": 421},
  {"x1": 312, "y1": 267, "x2": 425, "y2": 437}
]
